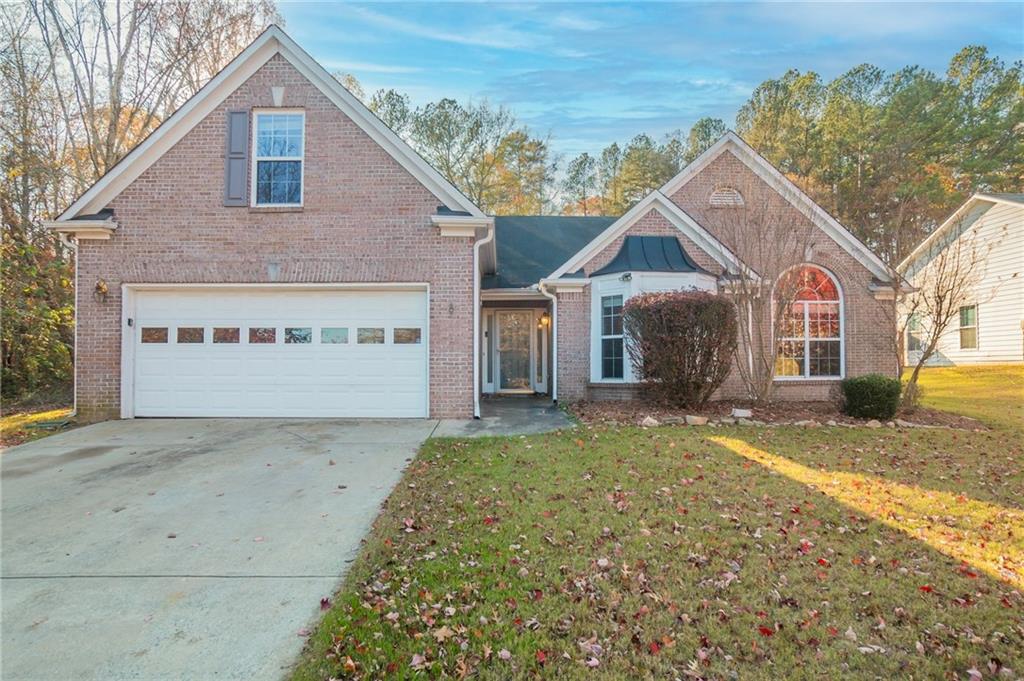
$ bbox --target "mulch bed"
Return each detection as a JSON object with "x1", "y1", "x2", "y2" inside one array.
[{"x1": 571, "y1": 399, "x2": 986, "y2": 430}]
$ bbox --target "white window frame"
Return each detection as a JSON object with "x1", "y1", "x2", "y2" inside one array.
[
  {"x1": 589, "y1": 272, "x2": 719, "y2": 384},
  {"x1": 600, "y1": 294, "x2": 625, "y2": 380},
  {"x1": 251, "y1": 109, "x2": 305, "y2": 207},
  {"x1": 958, "y1": 304, "x2": 979, "y2": 350},
  {"x1": 591, "y1": 278, "x2": 630, "y2": 383},
  {"x1": 773, "y1": 265, "x2": 846, "y2": 381}
]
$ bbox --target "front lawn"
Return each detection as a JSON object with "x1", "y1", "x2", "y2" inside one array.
[
  {"x1": 293, "y1": 424, "x2": 1023, "y2": 679},
  {"x1": 907, "y1": 364, "x2": 1023, "y2": 431}
]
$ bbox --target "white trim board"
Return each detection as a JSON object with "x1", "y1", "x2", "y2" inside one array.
[
  {"x1": 58, "y1": 25, "x2": 483, "y2": 221},
  {"x1": 547, "y1": 190, "x2": 756, "y2": 282},
  {"x1": 659, "y1": 131, "x2": 894, "y2": 283}
]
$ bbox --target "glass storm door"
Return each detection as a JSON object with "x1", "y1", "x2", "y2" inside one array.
[{"x1": 497, "y1": 311, "x2": 533, "y2": 392}]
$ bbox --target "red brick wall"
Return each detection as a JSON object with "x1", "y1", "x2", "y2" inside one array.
[
  {"x1": 75, "y1": 55, "x2": 475, "y2": 420},
  {"x1": 553, "y1": 148, "x2": 896, "y2": 405},
  {"x1": 668, "y1": 150, "x2": 897, "y2": 399},
  {"x1": 554, "y1": 290, "x2": 590, "y2": 403}
]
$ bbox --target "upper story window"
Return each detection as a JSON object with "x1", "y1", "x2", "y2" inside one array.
[
  {"x1": 253, "y1": 111, "x2": 304, "y2": 206},
  {"x1": 775, "y1": 265, "x2": 843, "y2": 379}
]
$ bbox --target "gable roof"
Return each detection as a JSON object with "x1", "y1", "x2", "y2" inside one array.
[
  {"x1": 660, "y1": 131, "x2": 895, "y2": 283},
  {"x1": 56, "y1": 25, "x2": 483, "y2": 221},
  {"x1": 547, "y1": 190, "x2": 756, "y2": 281},
  {"x1": 483, "y1": 216, "x2": 615, "y2": 289},
  {"x1": 898, "y1": 192, "x2": 1023, "y2": 276},
  {"x1": 591, "y1": 235, "x2": 712, "y2": 277}
]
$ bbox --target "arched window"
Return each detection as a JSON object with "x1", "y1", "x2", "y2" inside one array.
[
  {"x1": 775, "y1": 265, "x2": 843, "y2": 378},
  {"x1": 709, "y1": 186, "x2": 744, "y2": 207}
]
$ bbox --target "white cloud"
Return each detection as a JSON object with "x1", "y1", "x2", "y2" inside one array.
[
  {"x1": 323, "y1": 60, "x2": 422, "y2": 74},
  {"x1": 343, "y1": 5, "x2": 538, "y2": 51}
]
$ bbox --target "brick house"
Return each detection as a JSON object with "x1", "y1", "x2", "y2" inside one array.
[{"x1": 48, "y1": 26, "x2": 900, "y2": 421}]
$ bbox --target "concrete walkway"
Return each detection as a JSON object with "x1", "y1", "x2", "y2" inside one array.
[
  {"x1": 1, "y1": 418, "x2": 434, "y2": 680},
  {"x1": 433, "y1": 395, "x2": 574, "y2": 438}
]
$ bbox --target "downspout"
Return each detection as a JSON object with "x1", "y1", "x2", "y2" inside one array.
[
  {"x1": 472, "y1": 224, "x2": 495, "y2": 419},
  {"x1": 58, "y1": 231, "x2": 79, "y2": 418},
  {"x1": 538, "y1": 281, "x2": 557, "y2": 403}
]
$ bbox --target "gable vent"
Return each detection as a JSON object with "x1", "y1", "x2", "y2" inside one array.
[{"x1": 709, "y1": 186, "x2": 744, "y2": 208}]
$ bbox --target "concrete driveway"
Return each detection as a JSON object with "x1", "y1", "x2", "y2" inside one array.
[{"x1": 1, "y1": 418, "x2": 436, "y2": 680}]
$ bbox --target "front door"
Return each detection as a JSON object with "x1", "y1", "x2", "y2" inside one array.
[{"x1": 496, "y1": 310, "x2": 533, "y2": 392}]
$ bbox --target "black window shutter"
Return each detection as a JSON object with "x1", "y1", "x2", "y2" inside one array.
[{"x1": 223, "y1": 110, "x2": 249, "y2": 206}]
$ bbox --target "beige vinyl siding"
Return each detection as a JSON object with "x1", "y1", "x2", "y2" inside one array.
[{"x1": 924, "y1": 202, "x2": 1024, "y2": 364}]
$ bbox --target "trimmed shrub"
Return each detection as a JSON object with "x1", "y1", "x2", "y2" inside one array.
[
  {"x1": 622, "y1": 291, "x2": 737, "y2": 407},
  {"x1": 841, "y1": 374, "x2": 901, "y2": 419}
]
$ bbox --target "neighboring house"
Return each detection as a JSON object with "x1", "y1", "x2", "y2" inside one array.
[
  {"x1": 900, "y1": 194, "x2": 1024, "y2": 366},
  {"x1": 47, "y1": 26, "x2": 900, "y2": 421}
]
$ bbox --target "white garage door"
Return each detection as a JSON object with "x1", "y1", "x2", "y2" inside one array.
[{"x1": 129, "y1": 287, "x2": 428, "y2": 418}]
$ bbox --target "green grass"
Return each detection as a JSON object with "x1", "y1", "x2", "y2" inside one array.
[
  {"x1": 0, "y1": 407, "x2": 74, "y2": 448},
  {"x1": 293, "y1": 424, "x2": 1023, "y2": 680},
  {"x1": 907, "y1": 364, "x2": 1023, "y2": 431}
]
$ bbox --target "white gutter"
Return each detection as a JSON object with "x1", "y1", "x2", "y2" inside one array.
[
  {"x1": 57, "y1": 232, "x2": 79, "y2": 418},
  {"x1": 537, "y1": 282, "x2": 557, "y2": 403},
  {"x1": 472, "y1": 224, "x2": 495, "y2": 419}
]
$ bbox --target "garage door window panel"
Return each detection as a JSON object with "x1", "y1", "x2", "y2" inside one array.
[
  {"x1": 358, "y1": 328, "x2": 385, "y2": 344},
  {"x1": 285, "y1": 327, "x2": 312, "y2": 344},
  {"x1": 213, "y1": 327, "x2": 240, "y2": 344},
  {"x1": 249, "y1": 327, "x2": 276, "y2": 344},
  {"x1": 321, "y1": 327, "x2": 348, "y2": 344},
  {"x1": 141, "y1": 327, "x2": 168, "y2": 343},
  {"x1": 177, "y1": 327, "x2": 205, "y2": 344},
  {"x1": 394, "y1": 328, "x2": 421, "y2": 344}
]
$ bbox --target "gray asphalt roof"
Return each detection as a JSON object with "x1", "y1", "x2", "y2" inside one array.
[
  {"x1": 591, "y1": 235, "x2": 711, "y2": 277},
  {"x1": 483, "y1": 215, "x2": 617, "y2": 289}
]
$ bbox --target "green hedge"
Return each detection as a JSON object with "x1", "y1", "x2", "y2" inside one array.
[{"x1": 841, "y1": 374, "x2": 901, "y2": 419}]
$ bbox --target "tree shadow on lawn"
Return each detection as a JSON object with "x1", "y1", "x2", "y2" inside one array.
[{"x1": 294, "y1": 427, "x2": 1023, "y2": 680}]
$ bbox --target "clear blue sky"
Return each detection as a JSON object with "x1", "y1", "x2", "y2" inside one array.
[{"x1": 279, "y1": 2, "x2": 1023, "y2": 160}]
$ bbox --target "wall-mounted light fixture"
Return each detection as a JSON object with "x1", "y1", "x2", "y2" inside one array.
[
  {"x1": 538, "y1": 312, "x2": 551, "y2": 329},
  {"x1": 94, "y1": 279, "x2": 109, "y2": 302},
  {"x1": 619, "y1": 272, "x2": 632, "y2": 282}
]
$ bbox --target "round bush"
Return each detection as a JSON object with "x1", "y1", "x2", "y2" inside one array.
[
  {"x1": 841, "y1": 374, "x2": 901, "y2": 419},
  {"x1": 622, "y1": 291, "x2": 737, "y2": 407}
]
